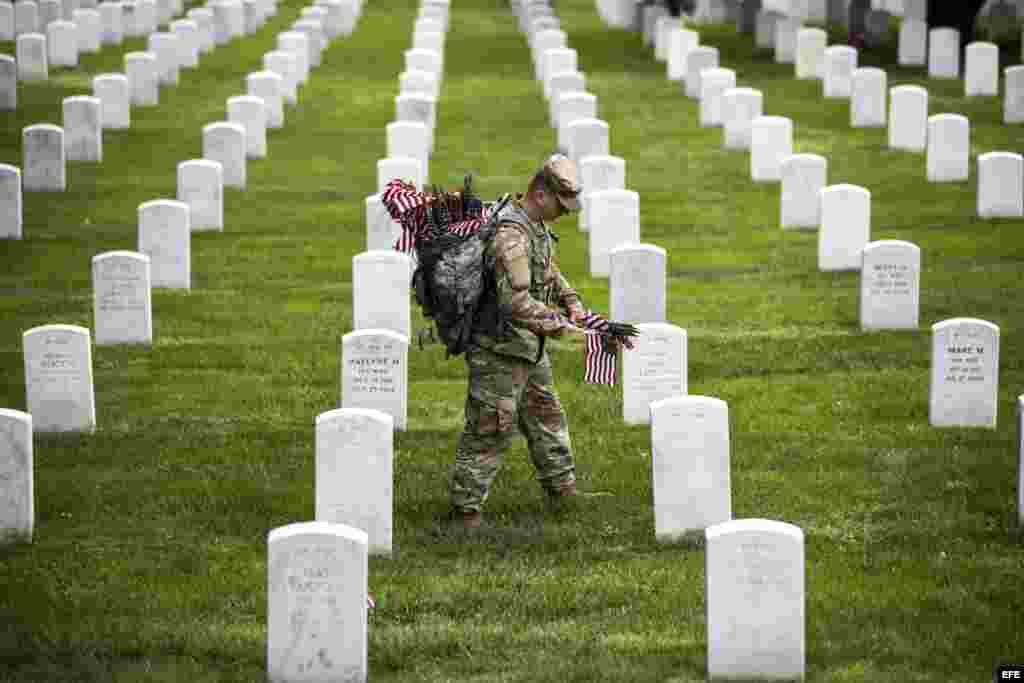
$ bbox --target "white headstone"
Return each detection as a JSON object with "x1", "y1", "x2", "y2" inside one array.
[
  {"x1": 965, "y1": 41, "x2": 999, "y2": 97},
  {"x1": 398, "y1": 69, "x2": 436, "y2": 99},
  {"x1": 46, "y1": 19, "x2": 76, "y2": 67},
  {"x1": 316, "y1": 0, "x2": 344, "y2": 38},
  {"x1": 666, "y1": 27, "x2": 698, "y2": 81},
  {"x1": 609, "y1": 243, "x2": 666, "y2": 323},
  {"x1": 92, "y1": 251, "x2": 153, "y2": 345},
  {"x1": 92, "y1": 73, "x2": 129, "y2": 129},
  {"x1": 395, "y1": 93, "x2": 435, "y2": 154},
  {"x1": 413, "y1": 28, "x2": 442, "y2": 54},
  {"x1": 780, "y1": 153, "x2": 827, "y2": 229},
  {"x1": 577, "y1": 154, "x2": 625, "y2": 233},
  {"x1": 819, "y1": 183, "x2": 870, "y2": 271},
  {"x1": 22, "y1": 324, "x2": 96, "y2": 433},
  {"x1": 547, "y1": 70, "x2": 586, "y2": 123},
  {"x1": 266, "y1": 522, "x2": 368, "y2": 683},
  {"x1": 859, "y1": 240, "x2": 920, "y2": 330},
  {"x1": 888, "y1": 85, "x2": 927, "y2": 151},
  {"x1": 16, "y1": 33, "x2": 47, "y2": 82},
  {"x1": 222, "y1": 0, "x2": 243, "y2": 38},
  {"x1": 377, "y1": 156, "x2": 422, "y2": 194},
  {"x1": 292, "y1": 19, "x2": 323, "y2": 67},
  {"x1": 774, "y1": 15, "x2": 800, "y2": 64},
  {"x1": 315, "y1": 408, "x2": 393, "y2": 556},
  {"x1": 589, "y1": 188, "x2": 639, "y2": 278},
  {"x1": 170, "y1": 19, "x2": 199, "y2": 68},
  {"x1": 750, "y1": 115, "x2": 793, "y2": 182},
  {"x1": 404, "y1": 47, "x2": 440, "y2": 78},
  {"x1": 210, "y1": 0, "x2": 231, "y2": 44},
  {"x1": 0, "y1": 165, "x2": 22, "y2": 239},
  {"x1": 977, "y1": 152, "x2": 1023, "y2": 218},
  {"x1": 124, "y1": 51, "x2": 157, "y2": 106},
  {"x1": 71, "y1": 8, "x2": 98, "y2": 52},
  {"x1": 137, "y1": 199, "x2": 190, "y2": 289},
  {"x1": 796, "y1": 26, "x2": 826, "y2": 79},
  {"x1": 203, "y1": 122, "x2": 246, "y2": 189},
  {"x1": 928, "y1": 27, "x2": 959, "y2": 78},
  {"x1": 898, "y1": 17, "x2": 926, "y2": 65},
  {"x1": 823, "y1": 45, "x2": 857, "y2": 98},
  {"x1": 926, "y1": 113, "x2": 969, "y2": 182},
  {"x1": 0, "y1": 409, "x2": 33, "y2": 544},
  {"x1": 706, "y1": 519, "x2": 805, "y2": 681},
  {"x1": 352, "y1": 250, "x2": 411, "y2": 339},
  {"x1": 341, "y1": 329, "x2": 408, "y2": 431},
  {"x1": 555, "y1": 91, "x2": 597, "y2": 152},
  {"x1": 0, "y1": 3, "x2": 14, "y2": 40},
  {"x1": 722, "y1": 87, "x2": 763, "y2": 150},
  {"x1": 187, "y1": 7, "x2": 214, "y2": 53},
  {"x1": 566, "y1": 117, "x2": 610, "y2": 167},
  {"x1": 930, "y1": 318, "x2": 1000, "y2": 428},
  {"x1": 623, "y1": 322, "x2": 687, "y2": 425},
  {"x1": 263, "y1": 50, "x2": 298, "y2": 106},
  {"x1": 177, "y1": 159, "x2": 223, "y2": 232},
  {"x1": 851, "y1": 66, "x2": 886, "y2": 127},
  {"x1": 62, "y1": 95, "x2": 102, "y2": 162},
  {"x1": 99, "y1": 1, "x2": 122, "y2": 45},
  {"x1": 685, "y1": 46, "x2": 719, "y2": 99},
  {"x1": 22, "y1": 124, "x2": 64, "y2": 191},
  {"x1": 1005, "y1": 66, "x2": 1024, "y2": 125},
  {"x1": 15, "y1": 1, "x2": 39, "y2": 35},
  {"x1": 246, "y1": 71, "x2": 283, "y2": 130},
  {"x1": 542, "y1": 47, "x2": 577, "y2": 97},
  {"x1": 365, "y1": 194, "x2": 399, "y2": 251},
  {"x1": 277, "y1": 32, "x2": 310, "y2": 85},
  {"x1": 147, "y1": 32, "x2": 179, "y2": 86},
  {"x1": 0, "y1": 55, "x2": 15, "y2": 111},
  {"x1": 699, "y1": 68, "x2": 736, "y2": 128},
  {"x1": 386, "y1": 121, "x2": 429, "y2": 184},
  {"x1": 651, "y1": 396, "x2": 730, "y2": 540},
  {"x1": 532, "y1": 28, "x2": 565, "y2": 80}
]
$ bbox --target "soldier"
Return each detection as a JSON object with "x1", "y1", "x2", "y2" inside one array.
[{"x1": 448, "y1": 154, "x2": 594, "y2": 530}]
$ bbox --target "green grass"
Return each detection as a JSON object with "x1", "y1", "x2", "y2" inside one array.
[{"x1": 1, "y1": 1, "x2": 1024, "y2": 681}]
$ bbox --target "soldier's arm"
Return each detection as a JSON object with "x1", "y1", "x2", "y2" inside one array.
[
  {"x1": 551, "y1": 265, "x2": 584, "y2": 321},
  {"x1": 493, "y1": 223, "x2": 577, "y2": 337}
]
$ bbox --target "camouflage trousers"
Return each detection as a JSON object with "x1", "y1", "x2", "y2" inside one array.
[{"x1": 449, "y1": 345, "x2": 576, "y2": 513}]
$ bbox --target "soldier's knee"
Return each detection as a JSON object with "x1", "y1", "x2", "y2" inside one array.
[
  {"x1": 525, "y1": 383, "x2": 565, "y2": 433},
  {"x1": 472, "y1": 396, "x2": 517, "y2": 435}
]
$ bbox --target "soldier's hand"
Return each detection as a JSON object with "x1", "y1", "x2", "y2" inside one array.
[{"x1": 606, "y1": 321, "x2": 641, "y2": 339}]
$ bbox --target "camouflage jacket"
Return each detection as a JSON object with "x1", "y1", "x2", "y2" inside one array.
[{"x1": 471, "y1": 197, "x2": 583, "y2": 363}]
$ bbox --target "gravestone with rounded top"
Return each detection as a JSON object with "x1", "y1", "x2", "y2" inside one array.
[
  {"x1": 700, "y1": 68, "x2": 736, "y2": 127},
  {"x1": 556, "y1": 91, "x2": 596, "y2": 152},
  {"x1": 92, "y1": 74, "x2": 129, "y2": 129},
  {"x1": 965, "y1": 41, "x2": 998, "y2": 97},
  {"x1": 774, "y1": 15, "x2": 800, "y2": 64},
  {"x1": 395, "y1": 93, "x2": 436, "y2": 153},
  {"x1": 0, "y1": 409, "x2": 33, "y2": 544},
  {"x1": 23, "y1": 325, "x2": 95, "y2": 433},
  {"x1": 578, "y1": 154, "x2": 624, "y2": 233},
  {"x1": 651, "y1": 395, "x2": 730, "y2": 540},
  {"x1": 722, "y1": 87, "x2": 763, "y2": 150},
  {"x1": 851, "y1": 67, "x2": 886, "y2": 127},
  {"x1": 46, "y1": 20, "x2": 76, "y2": 67},
  {"x1": 927, "y1": 114, "x2": 969, "y2": 182},
  {"x1": 203, "y1": 122, "x2": 246, "y2": 188},
  {"x1": 1006, "y1": 66, "x2": 1024, "y2": 124},
  {"x1": 566, "y1": 117, "x2": 609, "y2": 167},
  {"x1": 125, "y1": 51, "x2": 157, "y2": 106},
  {"x1": 22, "y1": 124, "x2": 64, "y2": 191},
  {"x1": 341, "y1": 329, "x2": 408, "y2": 431},
  {"x1": 0, "y1": 165, "x2": 22, "y2": 239},
  {"x1": 315, "y1": 408, "x2": 393, "y2": 556},
  {"x1": 819, "y1": 183, "x2": 870, "y2": 271},
  {"x1": 930, "y1": 318, "x2": 999, "y2": 428},
  {"x1": 609, "y1": 243, "x2": 666, "y2": 323},
  {"x1": 386, "y1": 121, "x2": 429, "y2": 184},
  {"x1": 780, "y1": 153, "x2": 827, "y2": 229},
  {"x1": 147, "y1": 32, "x2": 179, "y2": 85},
  {"x1": 0, "y1": 56, "x2": 15, "y2": 110},
  {"x1": 16, "y1": 33, "x2": 47, "y2": 81},
  {"x1": 266, "y1": 522, "x2": 368, "y2": 683},
  {"x1": 137, "y1": 199, "x2": 189, "y2": 289},
  {"x1": 588, "y1": 188, "x2": 639, "y2": 278},
  {"x1": 292, "y1": 20, "x2": 323, "y2": 67},
  {"x1": 15, "y1": 1, "x2": 38, "y2": 34},
  {"x1": 859, "y1": 240, "x2": 920, "y2": 330},
  {"x1": 72, "y1": 8, "x2": 99, "y2": 52},
  {"x1": 888, "y1": 85, "x2": 927, "y2": 151},
  {"x1": 377, "y1": 156, "x2": 422, "y2": 193},
  {"x1": 706, "y1": 519, "x2": 805, "y2": 681},
  {"x1": 99, "y1": 1, "x2": 121, "y2": 45},
  {"x1": 92, "y1": 251, "x2": 152, "y2": 345},
  {"x1": 623, "y1": 322, "x2": 687, "y2": 425},
  {"x1": 666, "y1": 27, "x2": 697, "y2": 81},
  {"x1": 533, "y1": 28, "x2": 565, "y2": 76},
  {"x1": 824, "y1": 45, "x2": 857, "y2": 98},
  {"x1": 247, "y1": 72, "x2": 283, "y2": 129},
  {"x1": 542, "y1": 47, "x2": 577, "y2": 96},
  {"x1": 177, "y1": 159, "x2": 223, "y2": 231},
  {"x1": 62, "y1": 95, "x2": 101, "y2": 162},
  {"x1": 263, "y1": 50, "x2": 298, "y2": 105},
  {"x1": 898, "y1": 18, "x2": 926, "y2": 65},
  {"x1": 352, "y1": 250, "x2": 412, "y2": 339},
  {"x1": 796, "y1": 27, "x2": 826, "y2": 79},
  {"x1": 170, "y1": 19, "x2": 199, "y2": 68},
  {"x1": 685, "y1": 46, "x2": 719, "y2": 99},
  {"x1": 977, "y1": 152, "x2": 1023, "y2": 219},
  {"x1": 365, "y1": 194, "x2": 399, "y2": 251},
  {"x1": 750, "y1": 115, "x2": 793, "y2": 182},
  {"x1": 187, "y1": 7, "x2": 214, "y2": 53},
  {"x1": 547, "y1": 71, "x2": 585, "y2": 127},
  {"x1": 277, "y1": 32, "x2": 309, "y2": 85},
  {"x1": 399, "y1": 69, "x2": 436, "y2": 99},
  {"x1": 928, "y1": 27, "x2": 959, "y2": 78}
]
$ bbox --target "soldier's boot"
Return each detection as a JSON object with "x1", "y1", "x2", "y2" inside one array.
[{"x1": 545, "y1": 480, "x2": 579, "y2": 512}]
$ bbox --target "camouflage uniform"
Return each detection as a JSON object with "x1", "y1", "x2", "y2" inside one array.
[{"x1": 449, "y1": 197, "x2": 584, "y2": 513}]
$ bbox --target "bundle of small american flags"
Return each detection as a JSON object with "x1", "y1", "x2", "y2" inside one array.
[{"x1": 380, "y1": 179, "x2": 631, "y2": 386}]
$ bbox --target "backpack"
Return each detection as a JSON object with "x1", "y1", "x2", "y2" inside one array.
[{"x1": 406, "y1": 179, "x2": 513, "y2": 358}]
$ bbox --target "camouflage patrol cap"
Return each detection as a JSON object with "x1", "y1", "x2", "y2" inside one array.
[{"x1": 541, "y1": 153, "x2": 581, "y2": 211}]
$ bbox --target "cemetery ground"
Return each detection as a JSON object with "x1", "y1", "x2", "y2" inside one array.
[{"x1": 2, "y1": 0, "x2": 1024, "y2": 680}]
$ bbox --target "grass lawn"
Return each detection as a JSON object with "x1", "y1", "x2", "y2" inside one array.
[{"x1": 1, "y1": 0, "x2": 1023, "y2": 680}]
